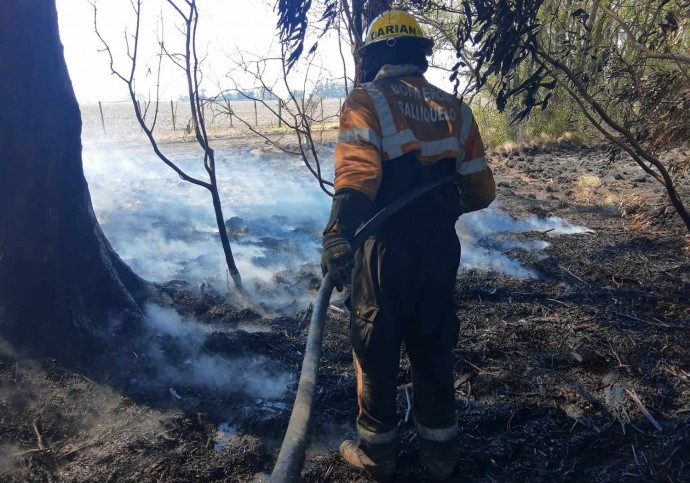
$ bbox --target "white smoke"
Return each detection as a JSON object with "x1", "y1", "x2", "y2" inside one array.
[
  {"x1": 457, "y1": 204, "x2": 592, "y2": 278},
  {"x1": 83, "y1": 142, "x2": 329, "y2": 308},
  {"x1": 0, "y1": 444, "x2": 21, "y2": 477},
  {"x1": 83, "y1": 143, "x2": 591, "y2": 299},
  {"x1": 140, "y1": 304, "x2": 291, "y2": 399}
]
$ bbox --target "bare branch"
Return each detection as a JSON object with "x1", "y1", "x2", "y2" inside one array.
[
  {"x1": 556, "y1": 77, "x2": 664, "y2": 184},
  {"x1": 336, "y1": 9, "x2": 349, "y2": 97},
  {"x1": 535, "y1": 47, "x2": 690, "y2": 231},
  {"x1": 94, "y1": 0, "x2": 245, "y2": 288},
  {"x1": 592, "y1": 0, "x2": 690, "y2": 65},
  {"x1": 166, "y1": 0, "x2": 187, "y2": 20},
  {"x1": 92, "y1": 0, "x2": 211, "y2": 189},
  {"x1": 340, "y1": 0, "x2": 361, "y2": 51},
  {"x1": 90, "y1": 1, "x2": 128, "y2": 83}
]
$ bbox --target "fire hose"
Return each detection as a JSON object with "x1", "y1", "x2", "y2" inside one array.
[{"x1": 269, "y1": 175, "x2": 456, "y2": 483}]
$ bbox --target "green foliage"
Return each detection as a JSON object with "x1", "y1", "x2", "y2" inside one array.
[
  {"x1": 471, "y1": 90, "x2": 592, "y2": 148},
  {"x1": 420, "y1": 0, "x2": 689, "y2": 146},
  {"x1": 470, "y1": 97, "x2": 512, "y2": 148},
  {"x1": 629, "y1": 68, "x2": 690, "y2": 152},
  {"x1": 522, "y1": 94, "x2": 589, "y2": 141}
]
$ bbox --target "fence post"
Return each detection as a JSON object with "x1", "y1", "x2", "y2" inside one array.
[
  {"x1": 171, "y1": 100, "x2": 176, "y2": 131},
  {"x1": 339, "y1": 97, "x2": 342, "y2": 113},
  {"x1": 98, "y1": 101, "x2": 106, "y2": 134},
  {"x1": 254, "y1": 99, "x2": 258, "y2": 126},
  {"x1": 320, "y1": 97, "x2": 324, "y2": 120},
  {"x1": 278, "y1": 101, "x2": 282, "y2": 127}
]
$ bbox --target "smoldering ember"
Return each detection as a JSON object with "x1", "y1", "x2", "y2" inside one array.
[{"x1": 1, "y1": 2, "x2": 689, "y2": 483}]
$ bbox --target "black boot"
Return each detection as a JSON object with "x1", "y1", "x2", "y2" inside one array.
[
  {"x1": 339, "y1": 439, "x2": 398, "y2": 481},
  {"x1": 416, "y1": 424, "x2": 460, "y2": 480}
]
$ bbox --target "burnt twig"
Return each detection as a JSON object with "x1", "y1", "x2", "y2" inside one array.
[
  {"x1": 625, "y1": 388, "x2": 662, "y2": 432},
  {"x1": 559, "y1": 264, "x2": 588, "y2": 284},
  {"x1": 12, "y1": 448, "x2": 41, "y2": 458},
  {"x1": 403, "y1": 384, "x2": 412, "y2": 423},
  {"x1": 32, "y1": 422, "x2": 45, "y2": 451}
]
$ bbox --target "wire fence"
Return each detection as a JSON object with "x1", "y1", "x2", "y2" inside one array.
[{"x1": 81, "y1": 99, "x2": 343, "y2": 142}]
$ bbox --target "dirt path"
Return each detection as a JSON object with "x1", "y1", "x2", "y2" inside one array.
[{"x1": 1, "y1": 145, "x2": 688, "y2": 482}]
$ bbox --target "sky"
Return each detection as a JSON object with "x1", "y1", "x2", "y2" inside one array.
[
  {"x1": 55, "y1": 0, "x2": 454, "y2": 103},
  {"x1": 56, "y1": 0, "x2": 313, "y2": 102}
]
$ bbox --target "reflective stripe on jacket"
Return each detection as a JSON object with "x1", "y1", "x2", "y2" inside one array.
[{"x1": 335, "y1": 67, "x2": 495, "y2": 213}]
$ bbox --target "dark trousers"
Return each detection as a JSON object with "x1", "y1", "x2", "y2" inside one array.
[{"x1": 349, "y1": 221, "x2": 460, "y2": 443}]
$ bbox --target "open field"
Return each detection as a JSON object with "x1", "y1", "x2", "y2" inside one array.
[{"x1": 80, "y1": 99, "x2": 343, "y2": 144}]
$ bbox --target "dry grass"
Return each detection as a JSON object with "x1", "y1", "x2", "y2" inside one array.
[
  {"x1": 565, "y1": 175, "x2": 623, "y2": 206},
  {"x1": 570, "y1": 174, "x2": 602, "y2": 203},
  {"x1": 493, "y1": 140, "x2": 520, "y2": 154},
  {"x1": 492, "y1": 132, "x2": 584, "y2": 156}
]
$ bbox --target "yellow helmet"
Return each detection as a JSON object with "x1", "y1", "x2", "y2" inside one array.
[{"x1": 360, "y1": 9, "x2": 433, "y2": 54}]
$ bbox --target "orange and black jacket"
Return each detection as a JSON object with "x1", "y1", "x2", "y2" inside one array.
[{"x1": 325, "y1": 66, "x2": 496, "y2": 239}]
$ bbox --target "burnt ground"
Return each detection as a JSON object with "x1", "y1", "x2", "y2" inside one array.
[{"x1": 1, "y1": 143, "x2": 689, "y2": 482}]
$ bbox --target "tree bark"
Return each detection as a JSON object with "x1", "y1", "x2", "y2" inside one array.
[
  {"x1": 0, "y1": 0, "x2": 148, "y2": 364},
  {"x1": 209, "y1": 185, "x2": 243, "y2": 291}
]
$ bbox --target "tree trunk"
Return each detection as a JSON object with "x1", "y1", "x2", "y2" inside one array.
[
  {"x1": 0, "y1": 0, "x2": 148, "y2": 364},
  {"x1": 353, "y1": 0, "x2": 364, "y2": 85},
  {"x1": 208, "y1": 184, "x2": 243, "y2": 291}
]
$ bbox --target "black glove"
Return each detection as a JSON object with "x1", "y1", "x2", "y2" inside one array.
[
  {"x1": 321, "y1": 233, "x2": 353, "y2": 292},
  {"x1": 321, "y1": 188, "x2": 371, "y2": 291}
]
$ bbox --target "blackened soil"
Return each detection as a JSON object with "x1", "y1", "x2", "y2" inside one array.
[{"x1": 1, "y1": 144, "x2": 688, "y2": 482}]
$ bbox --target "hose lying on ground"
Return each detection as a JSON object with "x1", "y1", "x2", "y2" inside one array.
[{"x1": 270, "y1": 175, "x2": 457, "y2": 483}]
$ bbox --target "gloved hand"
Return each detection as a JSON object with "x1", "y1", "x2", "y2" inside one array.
[{"x1": 321, "y1": 233, "x2": 353, "y2": 292}]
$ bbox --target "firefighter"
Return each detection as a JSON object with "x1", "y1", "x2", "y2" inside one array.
[{"x1": 321, "y1": 9, "x2": 496, "y2": 481}]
